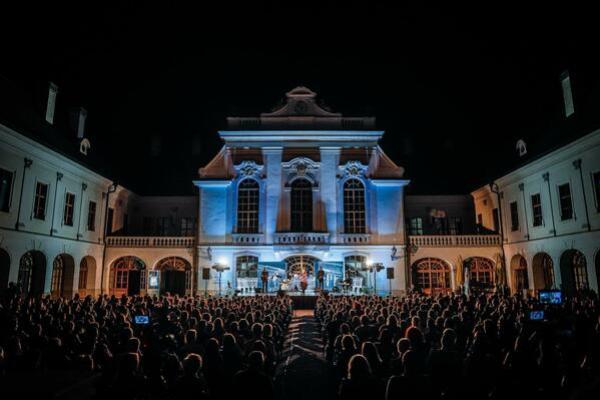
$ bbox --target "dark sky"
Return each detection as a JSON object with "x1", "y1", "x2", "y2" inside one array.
[{"x1": 1, "y1": 3, "x2": 599, "y2": 195}]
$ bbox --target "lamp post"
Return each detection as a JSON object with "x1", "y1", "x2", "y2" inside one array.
[{"x1": 212, "y1": 264, "x2": 230, "y2": 296}]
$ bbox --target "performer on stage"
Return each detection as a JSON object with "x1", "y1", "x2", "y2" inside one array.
[
  {"x1": 300, "y1": 270, "x2": 308, "y2": 294},
  {"x1": 261, "y1": 268, "x2": 269, "y2": 294},
  {"x1": 317, "y1": 268, "x2": 325, "y2": 290}
]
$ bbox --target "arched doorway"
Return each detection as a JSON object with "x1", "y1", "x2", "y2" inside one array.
[
  {"x1": 465, "y1": 257, "x2": 495, "y2": 291},
  {"x1": 156, "y1": 257, "x2": 192, "y2": 296},
  {"x1": 510, "y1": 255, "x2": 529, "y2": 292},
  {"x1": 411, "y1": 258, "x2": 451, "y2": 295},
  {"x1": 51, "y1": 254, "x2": 75, "y2": 298},
  {"x1": 78, "y1": 256, "x2": 97, "y2": 296},
  {"x1": 285, "y1": 255, "x2": 318, "y2": 292},
  {"x1": 110, "y1": 256, "x2": 146, "y2": 296},
  {"x1": 0, "y1": 248, "x2": 9, "y2": 290},
  {"x1": 560, "y1": 249, "x2": 588, "y2": 294},
  {"x1": 18, "y1": 251, "x2": 46, "y2": 296},
  {"x1": 532, "y1": 253, "x2": 555, "y2": 290}
]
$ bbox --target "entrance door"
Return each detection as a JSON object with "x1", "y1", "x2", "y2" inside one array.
[
  {"x1": 128, "y1": 270, "x2": 141, "y2": 295},
  {"x1": 162, "y1": 270, "x2": 186, "y2": 296}
]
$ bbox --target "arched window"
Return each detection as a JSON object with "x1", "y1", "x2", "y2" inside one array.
[
  {"x1": 110, "y1": 256, "x2": 146, "y2": 295},
  {"x1": 18, "y1": 252, "x2": 33, "y2": 293},
  {"x1": 532, "y1": 253, "x2": 555, "y2": 290},
  {"x1": 467, "y1": 257, "x2": 495, "y2": 288},
  {"x1": 291, "y1": 179, "x2": 313, "y2": 232},
  {"x1": 560, "y1": 250, "x2": 588, "y2": 293},
  {"x1": 79, "y1": 258, "x2": 89, "y2": 290},
  {"x1": 236, "y1": 255, "x2": 258, "y2": 278},
  {"x1": 511, "y1": 255, "x2": 529, "y2": 291},
  {"x1": 51, "y1": 256, "x2": 65, "y2": 296},
  {"x1": 343, "y1": 179, "x2": 366, "y2": 234},
  {"x1": 412, "y1": 258, "x2": 451, "y2": 294},
  {"x1": 237, "y1": 179, "x2": 259, "y2": 233}
]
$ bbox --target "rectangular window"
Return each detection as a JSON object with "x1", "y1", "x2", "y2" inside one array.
[
  {"x1": 181, "y1": 217, "x2": 196, "y2": 236},
  {"x1": 0, "y1": 168, "x2": 14, "y2": 212},
  {"x1": 510, "y1": 201, "x2": 519, "y2": 231},
  {"x1": 593, "y1": 171, "x2": 600, "y2": 212},
  {"x1": 477, "y1": 213, "x2": 483, "y2": 226},
  {"x1": 33, "y1": 182, "x2": 48, "y2": 220},
  {"x1": 87, "y1": 201, "x2": 96, "y2": 231},
  {"x1": 143, "y1": 217, "x2": 154, "y2": 234},
  {"x1": 107, "y1": 208, "x2": 114, "y2": 235},
  {"x1": 156, "y1": 216, "x2": 172, "y2": 235},
  {"x1": 558, "y1": 183, "x2": 573, "y2": 220},
  {"x1": 63, "y1": 192, "x2": 76, "y2": 226},
  {"x1": 492, "y1": 208, "x2": 500, "y2": 232},
  {"x1": 409, "y1": 217, "x2": 423, "y2": 235},
  {"x1": 449, "y1": 217, "x2": 463, "y2": 235},
  {"x1": 531, "y1": 193, "x2": 543, "y2": 227}
]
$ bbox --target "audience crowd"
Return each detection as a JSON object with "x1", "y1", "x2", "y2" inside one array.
[
  {"x1": 316, "y1": 291, "x2": 600, "y2": 400},
  {"x1": 0, "y1": 283, "x2": 291, "y2": 399}
]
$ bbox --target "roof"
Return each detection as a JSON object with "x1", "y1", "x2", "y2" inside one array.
[
  {"x1": 0, "y1": 76, "x2": 116, "y2": 184},
  {"x1": 226, "y1": 86, "x2": 375, "y2": 130}
]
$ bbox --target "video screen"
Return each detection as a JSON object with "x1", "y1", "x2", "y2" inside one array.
[
  {"x1": 530, "y1": 310, "x2": 545, "y2": 321},
  {"x1": 134, "y1": 315, "x2": 150, "y2": 325},
  {"x1": 539, "y1": 290, "x2": 562, "y2": 304}
]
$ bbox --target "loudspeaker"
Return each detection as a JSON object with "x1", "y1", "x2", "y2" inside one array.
[
  {"x1": 386, "y1": 267, "x2": 394, "y2": 280},
  {"x1": 202, "y1": 268, "x2": 210, "y2": 280}
]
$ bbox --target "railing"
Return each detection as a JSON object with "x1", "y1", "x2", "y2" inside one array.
[
  {"x1": 339, "y1": 233, "x2": 371, "y2": 244},
  {"x1": 231, "y1": 233, "x2": 265, "y2": 244},
  {"x1": 409, "y1": 234, "x2": 501, "y2": 247},
  {"x1": 107, "y1": 236, "x2": 195, "y2": 248},
  {"x1": 274, "y1": 232, "x2": 330, "y2": 245}
]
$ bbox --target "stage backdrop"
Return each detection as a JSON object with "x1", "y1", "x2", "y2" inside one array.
[{"x1": 316, "y1": 261, "x2": 344, "y2": 291}]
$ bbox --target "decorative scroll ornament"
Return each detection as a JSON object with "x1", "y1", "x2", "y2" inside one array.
[
  {"x1": 338, "y1": 161, "x2": 368, "y2": 178},
  {"x1": 234, "y1": 161, "x2": 264, "y2": 179},
  {"x1": 282, "y1": 157, "x2": 320, "y2": 186}
]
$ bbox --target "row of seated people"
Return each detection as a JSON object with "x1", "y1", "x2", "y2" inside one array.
[
  {"x1": 315, "y1": 291, "x2": 600, "y2": 400},
  {"x1": 0, "y1": 283, "x2": 292, "y2": 399}
]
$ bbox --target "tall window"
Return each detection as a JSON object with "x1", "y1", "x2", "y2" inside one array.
[
  {"x1": 87, "y1": 201, "x2": 96, "y2": 231},
  {"x1": 449, "y1": 217, "x2": 463, "y2": 235},
  {"x1": 63, "y1": 192, "x2": 76, "y2": 226},
  {"x1": 33, "y1": 182, "x2": 48, "y2": 220},
  {"x1": 0, "y1": 168, "x2": 14, "y2": 212},
  {"x1": 343, "y1": 179, "x2": 366, "y2": 234},
  {"x1": 492, "y1": 208, "x2": 500, "y2": 232},
  {"x1": 237, "y1": 179, "x2": 259, "y2": 233},
  {"x1": 409, "y1": 217, "x2": 423, "y2": 235},
  {"x1": 51, "y1": 256, "x2": 64, "y2": 296},
  {"x1": 558, "y1": 183, "x2": 573, "y2": 220},
  {"x1": 413, "y1": 258, "x2": 451, "y2": 294},
  {"x1": 290, "y1": 178, "x2": 312, "y2": 232},
  {"x1": 236, "y1": 255, "x2": 258, "y2": 278},
  {"x1": 572, "y1": 251, "x2": 589, "y2": 290},
  {"x1": 510, "y1": 201, "x2": 519, "y2": 231},
  {"x1": 180, "y1": 217, "x2": 196, "y2": 236},
  {"x1": 593, "y1": 171, "x2": 600, "y2": 212},
  {"x1": 79, "y1": 258, "x2": 88, "y2": 289},
  {"x1": 18, "y1": 253, "x2": 33, "y2": 293},
  {"x1": 531, "y1": 193, "x2": 543, "y2": 227}
]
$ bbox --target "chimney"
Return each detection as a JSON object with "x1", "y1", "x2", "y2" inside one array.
[
  {"x1": 77, "y1": 107, "x2": 88, "y2": 138},
  {"x1": 560, "y1": 70, "x2": 575, "y2": 118},
  {"x1": 45, "y1": 82, "x2": 58, "y2": 124}
]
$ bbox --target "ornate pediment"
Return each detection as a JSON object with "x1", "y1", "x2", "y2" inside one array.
[
  {"x1": 338, "y1": 161, "x2": 368, "y2": 178},
  {"x1": 282, "y1": 157, "x2": 320, "y2": 186},
  {"x1": 234, "y1": 161, "x2": 264, "y2": 179}
]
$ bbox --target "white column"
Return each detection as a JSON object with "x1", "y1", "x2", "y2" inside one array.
[
  {"x1": 263, "y1": 147, "x2": 283, "y2": 243},
  {"x1": 320, "y1": 147, "x2": 341, "y2": 240}
]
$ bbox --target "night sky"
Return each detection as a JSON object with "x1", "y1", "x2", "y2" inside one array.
[{"x1": 1, "y1": 3, "x2": 599, "y2": 195}]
